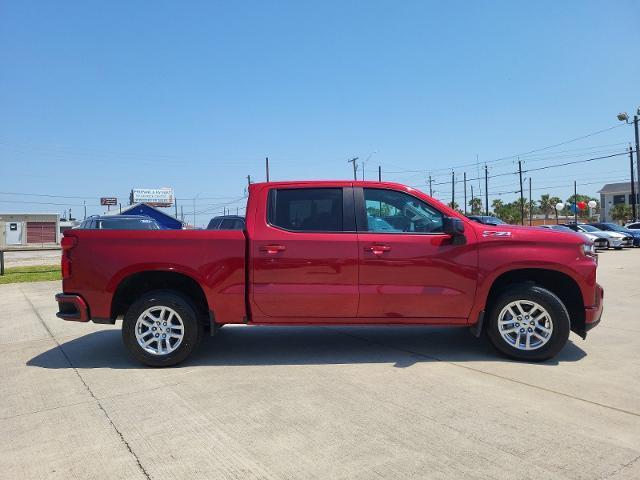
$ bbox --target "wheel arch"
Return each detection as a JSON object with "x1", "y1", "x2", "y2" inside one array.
[
  {"x1": 484, "y1": 268, "x2": 585, "y2": 338},
  {"x1": 111, "y1": 270, "x2": 211, "y2": 327}
]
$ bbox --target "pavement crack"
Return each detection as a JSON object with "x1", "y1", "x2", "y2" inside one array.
[
  {"x1": 329, "y1": 328, "x2": 640, "y2": 419},
  {"x1": 22, "y1": 289, "x2": 152, "y2": 480},
  {"x1": 599, "y1": 453, "x2": 640, "y2": 479}
]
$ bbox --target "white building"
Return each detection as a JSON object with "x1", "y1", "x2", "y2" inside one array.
[
  {"x1": 0, "y1": 213, "x2": 60, "y2": 248},
  {"x1": 598, "y1": 182, "x2": 640, "y2": 221}
]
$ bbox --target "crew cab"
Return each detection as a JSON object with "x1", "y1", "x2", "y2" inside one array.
[{"x1": 55, "y1": 181, "x2": 603, "y2": 366}]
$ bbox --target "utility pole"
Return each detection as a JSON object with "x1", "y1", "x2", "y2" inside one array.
[
  {"x1": 635, "y1": 115, "x2": 640, "y2": 220},
  {"x1": 175, "y1": 200, "x2": 178, "y2": 219},
  {"x1": 528, "y1": 177, "x2": 532, "y2": 226},
  {"x1": 193, "y1": 197, "x2": 196, "y2": 228},
  {"x1": 347, "y1": 157, "x2": 358, "y2": 181},
  {"x1": 83, "y1": 201, "x2": 86, "y2": 220},
  {"x1": 630, "y1": 145, "x2": 637, "y2": 221},
  {"x1": 247, "y1": 175, "x2": 252, "y2": 187},
  {"x1": 574, "y1": 180, "x2": 578, "y2": 224},
  {"x1": 428, "y1": 175, "x2": 433, "y2": 197},
  {"x1": 378, "y1": 165, "x2": 381, "y2": 182},
  {"x1": 265, "y1": 157, "x2": 270, "y2": 182},
  {"x1": 451, "y1": 171, "x2": 455, "y2": 208},
  {"x1": 181, "y1": 205, "x2": 184, "y2": 222},
  {"x1": 518, "y1": 158, "x2": 524, "y2": 225},
  {"x1": 484, "y1": 165, "x2": 489, "y2": 216},
  {"x1": 463, "y1": 172, "x2": 467, "y2": 215}
]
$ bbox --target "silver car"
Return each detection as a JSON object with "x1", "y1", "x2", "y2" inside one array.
[
  {"x1": 538, "y1": 224, "x2": 608, "y2": 249},
  {"x1": 563, "y1": 224, "x2": 624, "y2": 250}
]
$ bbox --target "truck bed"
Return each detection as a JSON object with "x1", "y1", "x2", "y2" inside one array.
[{"x1": 62, "y1": 229, "x2": 246, "y2": 324}]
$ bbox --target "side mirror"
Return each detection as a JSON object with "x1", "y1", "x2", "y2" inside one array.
[{"x1": 443, "y1": 217, "x2": 466, "y2": 244}]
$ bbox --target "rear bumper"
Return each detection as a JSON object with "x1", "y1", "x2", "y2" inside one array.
[
  {"x1": 55, "y1": 293, "x2": 90, "y2": 322},
  {"x1": 584, "y1": 283, "x2": 603, "y2": 332}
]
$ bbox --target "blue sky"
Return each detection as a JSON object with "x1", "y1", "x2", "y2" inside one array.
[{"x1": 1, "y1": 0, "x2": 639, "y2": 225}]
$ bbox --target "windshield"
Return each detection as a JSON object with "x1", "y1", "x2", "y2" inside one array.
[
  {"x1": 579, "y1": 225, "x2": 600, "y2": 233},
  {"x1": 603, "y1": 223, "x2": 628, "y2": 232},
  {"x1": 550, "y1": 225, "x2": 574, "y2": 232}
]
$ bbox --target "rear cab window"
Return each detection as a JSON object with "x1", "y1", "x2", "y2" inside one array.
[{"x1": 268, "y1": 188, "x2": 345, "y2": 232}]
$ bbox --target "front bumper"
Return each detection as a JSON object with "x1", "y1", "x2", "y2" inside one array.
[
  {"x1": 621, "y1": 237, "x2": 634, "y2": 247},
  {"x1": 584, "y1": 283, "x2": 603, "y2": 332},
  {"x1": 55, "y1": 293, "x2": 90, "y2": 322},
  {"x1": 593, "y1": 239, "x2": 608, "y2": 249}
]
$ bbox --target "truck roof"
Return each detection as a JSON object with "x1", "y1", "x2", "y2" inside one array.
[{"x1": 250, "y1": 180, "x2": 424, "y2": 191}]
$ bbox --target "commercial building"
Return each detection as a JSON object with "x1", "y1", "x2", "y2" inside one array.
[
  {"x1": 598, "y1": 182, "x2": 640, "y2": 221},
  {"x1": 0, "y1": 213, "x2": 60, "y2": 247}
]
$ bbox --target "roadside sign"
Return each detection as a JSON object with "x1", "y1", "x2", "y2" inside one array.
[
  {"x1": 130, "y1": 188, "x2": 174, "y2": 207},
  {"x1": 100, "y1": 197, "x2": 118, "y2": 206}
]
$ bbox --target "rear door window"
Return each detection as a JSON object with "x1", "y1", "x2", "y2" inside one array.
[{"x1": 269, "y1": 188, "x2": 343, "y2": 232}]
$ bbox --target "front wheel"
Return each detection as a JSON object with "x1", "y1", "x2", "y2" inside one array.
[
  {"x1": 486, "y1": 285, "x2": 570, "y2": 361},
  {"x1": 122, "y1": 290, "x2": 203, "y2": 367}
]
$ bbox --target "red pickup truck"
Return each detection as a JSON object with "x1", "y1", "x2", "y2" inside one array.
[{"x1": 55, "y1": 181, "x2": 603, "y2": 366}]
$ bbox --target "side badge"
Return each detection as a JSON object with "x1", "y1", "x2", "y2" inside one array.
[{"x1": 482, "y1": 231, "x2": 512, "y2": 238}]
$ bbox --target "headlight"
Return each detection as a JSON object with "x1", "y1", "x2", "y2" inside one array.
[{"x1": 581, "y1": 243, "x2": 596, "y2": 256}]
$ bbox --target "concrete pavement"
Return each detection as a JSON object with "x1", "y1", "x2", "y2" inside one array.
[{"x1": 1, "y1": 251, "x2": 639, "y2": 479}]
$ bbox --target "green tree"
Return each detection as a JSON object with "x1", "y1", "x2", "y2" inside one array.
[
  {"x1": 538, "y1": 194, "x2": 555, "y2": 220},
  {"x1": 468, "y1": 197, "x2": 483, "y2": 215},
  {"x1": 447, "y1": 201, "x2": 462, "y2": 213},
  {"x1": 610, "y1": 204, "x2": 633, "y2": 224},
  {"x1": 549, "y1": 196, "x2": 562, "y2": 224}
]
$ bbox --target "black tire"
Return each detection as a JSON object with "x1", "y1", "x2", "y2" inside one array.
[
  {"x1": 614, "y1": 246, "x2": 623, "y2": 250},
  {"x1": 486, "y1": 284, "x2": 570, "y2": 362},
  {"x1": 122, "y1": 290, "x2": 203, "y2": 367}
]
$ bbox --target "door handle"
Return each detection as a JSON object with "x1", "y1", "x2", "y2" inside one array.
[
  {"x1": 365, "y1": 244, "x2": 392, "y2": 255},
  {"x1": 260, "y1": 244, "x2": 286, "y2": 254}
]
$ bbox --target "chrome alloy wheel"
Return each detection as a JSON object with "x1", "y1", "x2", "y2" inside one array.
[
  {"x1": 497, "y1": 300, "x2": 553, "y2": 351},
  {"x1": 134, "y1": 306, "x2": 184, "y2": 355}
]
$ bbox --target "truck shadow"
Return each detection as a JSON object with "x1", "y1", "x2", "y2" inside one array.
[{"x1": 27, "y1": 325, "x2": 587, "y2": 369}]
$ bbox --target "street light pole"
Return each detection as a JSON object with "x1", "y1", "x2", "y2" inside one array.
[
  {"x1": 617, "y1": 110, "x2": 640, "y2": 220},
  {"x1": 630, "y1": 145, "x2": 637, "y2": 221}
]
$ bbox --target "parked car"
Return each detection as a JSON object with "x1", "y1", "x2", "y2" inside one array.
[
  {"x1": 77, "y1": 215, "x2": 161, "y2": 230},
  {"x1": 56, "y1": 181, "x2": 602, "y2": 366},
  {"x1": 538, "y1": 224, "x2": 608, "y2": 250},
  {"x1": 625, "y1": 221, "x2": 640, "y2": 230},
  {"x1": 207, "y1": 215, "x2": 245, "y2": 230},
  {"x1": 467, "y1": 215, "x2": 506, "y2": 225},
  {"x1": 561, "y1": 223, "x2": 626, "y2": 249},
  {"x1": 589, "y1": 222, "x2": 640, "y2": 247}
]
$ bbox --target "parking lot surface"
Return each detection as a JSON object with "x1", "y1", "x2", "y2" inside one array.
[{"x1": 1, "y1": 250, "x2": 639, "y2": 480}]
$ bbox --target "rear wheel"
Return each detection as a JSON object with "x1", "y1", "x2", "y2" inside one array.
[
  {"x1": 486, "y1": 284, "x2": 570, "y2": 361},
  {"x1": 122, "y1": 290, "x2": 203, "y2": 367}
]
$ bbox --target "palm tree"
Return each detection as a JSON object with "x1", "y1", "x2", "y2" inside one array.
[
  {"x1": 491, "y1": 199, "x2": 504, "y2": 214},
  {"x1": 549, "y1": 196, "x2": 562, "y2": 224},
  {"x1": 610, "y1": 204, "x2": 632, "y2": 224},
  {"x1": 468, "y1": 197, "x2": 483, "y2": 215},
  {"x1": 538, "y1": 194, "x2": 554, "y2": 220}
]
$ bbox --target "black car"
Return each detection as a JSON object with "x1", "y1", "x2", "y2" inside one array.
[
  {"x1": 77, "y1": 215, "x2": 161, "y2": 230},
  {"x1": 207, "y1": 215, "x2": 246, "y2": 230},
  {"x1": 466, "y1": 215, "x2": 506, "y2": 226}
]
